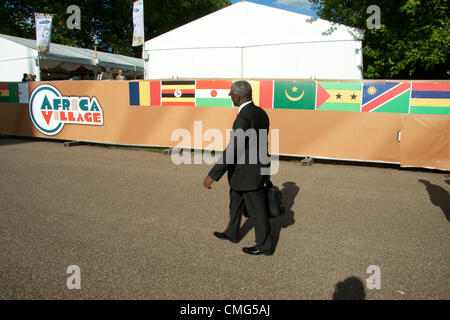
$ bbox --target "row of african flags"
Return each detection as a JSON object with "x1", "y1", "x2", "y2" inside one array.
[{"x1": 129, "y1": 80, "x2": 450, "y2": 115}]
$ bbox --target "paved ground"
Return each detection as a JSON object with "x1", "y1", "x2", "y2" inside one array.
[{"x1": 0, "y1": 137, "x2": 448, "y2": 300}]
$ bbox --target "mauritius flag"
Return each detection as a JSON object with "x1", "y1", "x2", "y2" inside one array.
[
  {"x1": 195, "y1": 80, "x2": 233, "y2": 107},
  {"x1": 273, "y1": 81, "x2": 315, "y2": 110},
  {"x1": 361, "y1": 82, "x2": 411, "y2": 113},
  {"x1": 410, "y1": 83, "x2": 450, "y2": 115},
  {"x1": 316, "y1": 81, "x2": 361, "y2": 111}
]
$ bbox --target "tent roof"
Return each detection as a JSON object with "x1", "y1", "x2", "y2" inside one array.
[
  {"x1": 0, "y1": 33, "x2": 143, "y2": 71},
  {"x1": 145, "y1": 1, "x2": 364, "y2": 51}
]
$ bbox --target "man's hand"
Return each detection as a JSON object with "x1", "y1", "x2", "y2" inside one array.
[{"x1": 203, "y1": 176, "x2": 214, "y2": 189}]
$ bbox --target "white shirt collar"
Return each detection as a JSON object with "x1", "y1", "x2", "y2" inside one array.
[{"x1": 238, "y1": 100, "x2": 252, "y2": 114}]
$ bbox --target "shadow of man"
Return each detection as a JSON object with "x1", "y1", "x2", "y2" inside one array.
[
  {"x1": 270, "y1": 181, "x2": 300, "y2": 250},
  {"x1": 238, "y1": 181, "x2": 300, "y2": 251},
  {"x1": 418, "y1": 179, "x2": 450, "y2": 222},
  {"x1": 332, "y1": 277, "x2": 366, "y2": 300}
]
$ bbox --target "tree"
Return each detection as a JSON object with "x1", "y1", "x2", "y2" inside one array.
[
  {"x1": 309, "y1": 0, "x2": 449, "y2": 79},
  {"x1": 0, "y1": 0, "x2": 230, "y2": 58}
]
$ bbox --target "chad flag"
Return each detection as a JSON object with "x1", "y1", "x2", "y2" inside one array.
[
  {"x1": 316, "y1": 81, "x2": 361, "y2": 111},
  {"x1": 129, "y1": 81, "x2": 161, "y2": 106},
  {"x1": 162, "y1": 80, "x2": 195, "y2": 106},
  {"x1": 410, "y1": 83, "x2": 450, "y2": 115}
]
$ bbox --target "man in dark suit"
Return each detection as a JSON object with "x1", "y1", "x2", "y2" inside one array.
[{"x1": 203, "y1": 81, "x2": 273, "y2": 255}]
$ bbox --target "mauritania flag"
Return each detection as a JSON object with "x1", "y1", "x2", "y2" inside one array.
[
  {"x1": 196, "y1": 80, "x2": 233, "y2": 107},
  {"x1": 361, "y1": 82, "x2": 411, "y2": 113},
  {"x1": 273, "y1": 81, "x2": 315, "y2": 110},
  {"x1": 316, "y1": 81, "x2": 361, "y2": 111},
  {"x1": 410, "y1": 83, "x2": 450, "y2": 115},
  {"x1": 0, "y1": 83, "x2": 19, "y2": 103},
  {"x1": 161, "y1": 80, "x2": 195, "y2": 106},
  {"x1": 129, "y1": 81, "x2": 161, "y2": 106}
]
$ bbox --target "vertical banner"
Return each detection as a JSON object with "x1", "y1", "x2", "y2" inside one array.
[
  {"x1": 35, "y1": 13, "x2": 53, "y2": 55},
  {"x1": 132, "y1": 0, "x2": 144, "y2": 46}
]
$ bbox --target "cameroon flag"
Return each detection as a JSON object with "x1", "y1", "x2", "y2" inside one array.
[
  {"x1": 0, "y1": 83, "x2": 19, "y2": 103},
  {"x1": 273, "y1": 81, "x2": 315, "y2": 110},
  {"x1": 316, "y1": 81, "x2": 361, "y2": 111}
]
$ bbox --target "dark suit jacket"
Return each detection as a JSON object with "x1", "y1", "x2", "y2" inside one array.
[{"x1": 208, "y1": 102, "x2": 270, "y2": 191}]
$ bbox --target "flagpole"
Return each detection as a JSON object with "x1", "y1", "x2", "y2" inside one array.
[{"x1": 142, "y1": 0, "x2": 145, "y2": 80}]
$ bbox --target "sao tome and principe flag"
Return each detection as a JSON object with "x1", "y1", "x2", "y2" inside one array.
[
  {"x1": 129, "y1": 81, "x2": 161, "y2": 106},
  {"x1": 196, "y1": 80, "x2": 233, "y2": 107},
  {"x1": 161, "y1": 80, "x2": 196, "y2": 106},
  {"x1": 361, "y1": 82, "x2": 411, "y2": 113},
  {"x1": 273, "y1": 81, "x2": 315, "y2": 110},
  {"x1": 410, "y1": 83, "x2": 450, "y2": 115},
  {"x1": 316, "y1": 81, "x2": 361, "y2": 111}
]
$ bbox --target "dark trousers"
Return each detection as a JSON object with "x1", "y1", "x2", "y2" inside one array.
[{"x1": 224, "y1": 188, "x2": 273, "y2": 253}]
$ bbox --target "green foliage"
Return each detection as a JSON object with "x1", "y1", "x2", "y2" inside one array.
[
  {"x1": 310, "y1": 0, "x2": 449, "y2": 79},
  {"x1": 0, "y1": 0, "x2": 230, "y2": 58}
]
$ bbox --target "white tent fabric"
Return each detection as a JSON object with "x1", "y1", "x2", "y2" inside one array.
[
  {"x1": 0, "y1": 33, "x2": 144, "y2": 81},
  {"x1": 144, "y1": 1, "x2": 364, "y2": 80}
]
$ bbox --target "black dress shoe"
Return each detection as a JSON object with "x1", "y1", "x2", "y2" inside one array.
[
  {"x1": 213, "y1": 232, "x2": 238, "y2": 243},
  {"x1": 242, "y1": 246, "x2": 263, "y2": 255}
]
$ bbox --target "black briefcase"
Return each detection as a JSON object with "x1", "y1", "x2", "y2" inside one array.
[{"x1": 265, "y1": 180, "x2": 285, "y2": 218}]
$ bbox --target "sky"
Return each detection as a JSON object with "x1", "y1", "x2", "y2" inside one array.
[{"x1": 230, "y1": 0, "x2": 318, "y2": 17}]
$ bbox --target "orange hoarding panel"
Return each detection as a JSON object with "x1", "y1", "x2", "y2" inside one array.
[
  {"x1": 400, "y1": 114, "x2": 450, "y2": 170},
  {"x1": 0, "y1": 80, "x2": 448, "y2": 170}
]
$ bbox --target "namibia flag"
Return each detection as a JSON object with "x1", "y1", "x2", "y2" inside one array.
[{"x1": 361, "y1": 82, "x2": 410, "y2": 113}]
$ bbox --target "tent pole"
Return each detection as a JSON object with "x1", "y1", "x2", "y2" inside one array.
[
  {"x1": 240, "y1": 47, "x2": 243, "y2": 79},
  {"x1": 36, "y1": 53, "x2": 42, "y2": 81}
]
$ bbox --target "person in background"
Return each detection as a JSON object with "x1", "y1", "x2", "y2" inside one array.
[
  {"x1": 115, "y1": 68, "x2": 127, "y2": 80},
  {"x1": 101, "y1": 67, "x2": 113, "y2": 80},
  {"x1": 21, "y1": 73, "x2": 28, "y2": 82},
  {"x1": 32, "y1": 75, "x2": 37, "y2": 81}
]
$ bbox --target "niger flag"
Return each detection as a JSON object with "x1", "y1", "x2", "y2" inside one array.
[{"x1": 196, "y1": 80, "x2": 233, "y2": 107}]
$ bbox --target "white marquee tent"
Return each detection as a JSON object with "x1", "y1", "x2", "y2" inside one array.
[
  {"x1": 0, "y1": 33, "x2": 144, "y2": 81},
  {"x1": 144, "y1": 1, "x2": 364, "y2": 80}
]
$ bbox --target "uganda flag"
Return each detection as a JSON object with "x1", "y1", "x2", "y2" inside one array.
[
  {"x1": 410, "y1": 83, "x2": 450, "y2": 115},
  {"x1": 361, "y1": 82, "x2": 410, "y2": 113},
  {"x1": 196, "y1": 80, "x2": 233, "y2": 107},
  {"x1": 273, "y1": 81, "x2": 315, "y2": 110},
  {"x1": 0, "y1": 83, "x2": 19, "y2": 103},
  {"x1": 161, "y1": 80, "x2": 195, "y2": 107},
  {"x1": 316, "y1": 81, "x2": 361, "y2": 111},
  {"x1": 129, "y1": 81, "x2": 161, "y2": 106}
]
